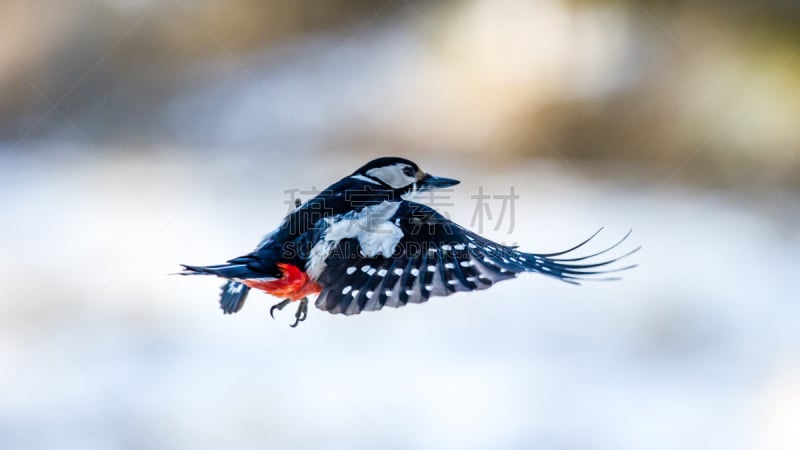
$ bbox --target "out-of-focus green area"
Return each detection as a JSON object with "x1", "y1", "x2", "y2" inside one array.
[{"x1": 2, "y1": 0, "x2": 799, "y2": 188}]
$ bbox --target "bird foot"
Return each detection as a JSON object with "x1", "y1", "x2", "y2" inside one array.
[
  {"x1": 269, "y1": 298, "x2": 291, "y2": 318},
  {"x1": 290, "y1": 297, "x2": 309, "y2": 328},
  {"x1": 269, "y1": 297, "x2": 309, "y2": 328}
]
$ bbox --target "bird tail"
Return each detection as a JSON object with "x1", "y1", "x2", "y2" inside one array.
[
  {"x1": 219, "y1": 280, "x2": 250, "y2": 314},
  {"x1": 522, "y1": 228, "x2": 640, "y2": 284},
  {"x1": 178, "y1": 264, "x2": 253, "y2": 314},
  {"x1": 180, "y1": 262, "x2": 264, "y2": 315},
  {"x1": 179, "y1": 263, "x2": 253, "y2": 278}
]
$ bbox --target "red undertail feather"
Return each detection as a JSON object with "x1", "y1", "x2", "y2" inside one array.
[{"x1": 243, "y1": 263, "x2": 321, "y2": 301}]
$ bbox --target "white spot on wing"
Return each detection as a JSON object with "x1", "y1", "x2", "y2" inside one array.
[
  {"x1": 342, "y1": 286, "x2": 352, "y2": 294},
  {"x1": 393, "y1": 268, "x2": 403, "y2": 276},
  {"x1": 377, "y1": 269, "x2": 388, "y2": 277},
  {"x1": 346, "y1": 267, "x2": 356, "y2": 275}
]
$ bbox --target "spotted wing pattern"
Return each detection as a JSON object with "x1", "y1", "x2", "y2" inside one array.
[{"x1": 314, "y1": 202, "x2": 638, "y2": 315}]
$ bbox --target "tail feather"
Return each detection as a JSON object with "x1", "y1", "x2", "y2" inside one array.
[
  {"x1": 523, "y1": 229, "x2": 640, "y2": 284},
  {"x1": 179, "y1": 263, "x2": 259, "y2": 315},
  {"x1": 219, "y1": 281, "x2": 250, "y2": 314},
  {"x1": 179, "y1": 263, "x2": 256, "y2": 279}
]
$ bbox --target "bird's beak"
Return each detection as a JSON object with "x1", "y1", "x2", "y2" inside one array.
[{"x1": 419, "y1": 173, "x2": 460, "y2": 191}]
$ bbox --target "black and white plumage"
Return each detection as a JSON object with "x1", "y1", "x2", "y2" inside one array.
[
  {"x1": 313, "y1": 203, "x2": 637, "y2": 315},
  {"x1": 180, "y1": 157, "x2": 638, "y2": 324}
]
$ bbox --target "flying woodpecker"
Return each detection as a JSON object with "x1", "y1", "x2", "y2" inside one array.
[{"x1": 180, "y1": 157, "x2": 638, "y2": 326}]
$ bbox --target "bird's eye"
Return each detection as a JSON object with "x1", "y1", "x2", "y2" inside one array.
[{"x1": 403, "y1": 166, "x2": 415, "y2": 177}]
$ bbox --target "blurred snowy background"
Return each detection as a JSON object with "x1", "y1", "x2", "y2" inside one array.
[{"x1": 1, "y1": 1, "x2": 799, "y2": 449}]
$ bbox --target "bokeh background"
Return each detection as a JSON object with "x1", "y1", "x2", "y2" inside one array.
[{"x1": 2, "y1": 1, "x2": 799, "y2": 449}]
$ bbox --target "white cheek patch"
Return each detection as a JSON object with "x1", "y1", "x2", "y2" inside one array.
[
  {"x1": 350, "y1": 174, "x2": 380, "y2": 184},
  {"x1": 366, "y1": 164, "x2": 416, "y2": 189}
]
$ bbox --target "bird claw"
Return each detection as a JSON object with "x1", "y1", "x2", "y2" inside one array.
[
  {"x1": 269, "y1": 299, "x2": 291, "y2": 319},
  {"x1": 290, "y1": 297, "x2": 309, "y2": 328},
  {"x1": 271, "y1": 297, "x2": 309, "y2": 327}
]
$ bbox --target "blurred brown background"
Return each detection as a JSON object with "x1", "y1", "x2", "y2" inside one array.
[{"x1": 3, "y1": 0, "x2": 800, "y2": 187}]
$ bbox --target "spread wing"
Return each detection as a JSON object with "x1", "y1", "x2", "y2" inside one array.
[{"x1": 313, "y1": 201, "x2": 638, "y2": 315}]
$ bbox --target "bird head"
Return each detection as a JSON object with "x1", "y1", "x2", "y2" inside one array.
[{"x1": 351, "y1": 157, "x2": 460, "y2": 197}]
